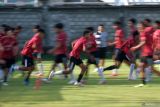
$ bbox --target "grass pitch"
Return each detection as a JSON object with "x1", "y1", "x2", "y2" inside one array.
[{"x1": 0, "y1": 60, "x2": 160, "y2": 107}]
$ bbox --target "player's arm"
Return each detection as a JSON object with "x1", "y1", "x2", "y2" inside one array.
[
  {"x1": 47, "y1": 41, "x2": 62, "y2": 54},
  {"x1": 83, "y1": 44, "x2": 95, "y2": 61},
  {"x1": 130, "y1": 40, "x2": 145, "y2": 52}
]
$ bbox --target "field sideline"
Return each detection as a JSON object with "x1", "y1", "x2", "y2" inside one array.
[{"x1": 0, "y1": 60, "x2": 160, "y2": 107}]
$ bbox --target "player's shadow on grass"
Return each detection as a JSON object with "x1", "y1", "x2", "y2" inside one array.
[
  {"x1": 0, "y1": 77, "x2": 67, "y2": 103},
  {"x1": 86, "y1": 76, "x2": 160, "y2": 86}
]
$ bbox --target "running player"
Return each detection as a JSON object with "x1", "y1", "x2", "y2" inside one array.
[
  {"x1": 127, "y1": 18, "x2": 139, "y2": 80},
  {"x1": 131, "y1": 21, "x2": 160, "y2": 87},
  {"x1": 32, "y1": 25, "x2": 45, "y2": 75},
  {"x1": 108, "y1": 21, "x2": 125, "y2": 76},
  {"x1": 13, "y1": 28, "x2": 45, "y2": 85},
  {"x1": 0, "y1": 28, "x2": 18, "y2": 86},
  {"x1": 103, "y1": 31, "x2": 139, "y2": 75},
  {"x1": 84, "y1": 27, "x2": 106, "y2": 84},
  {"x1": 48, "y1": 30, "x2": 96, "y2": 86},
  {"x1": 42, "y1": 23, "x2": 68, "y2": 82},
  {"x1": 94, "y1": 25, "x2": 108, "y2": 76},
  {"x1": 153, "y1": 21, "x2": 160, "y2": 64}
]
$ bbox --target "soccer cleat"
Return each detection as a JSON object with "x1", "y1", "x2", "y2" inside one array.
[
  {"x1": 98, "y1": 80, "x2": 107, "y2": 85},
  {"x1": 48, "y1": 71, "x2": 55, "y2": 80},
  {"x1": 74, "y1": 82, "x2": 84, "y2": 87},
  {"x1": 41, "y1": 78, "x2": 51, "y2": 83},
  {"x1": 134, "y1": 84, "x2": 145, "y2": 88},
  {"x1": 2, "y1": 82, "x2": 8, "y2": 86},
  {"x1": 68, "y1": 80, "x2": 76, "y2": 85}
]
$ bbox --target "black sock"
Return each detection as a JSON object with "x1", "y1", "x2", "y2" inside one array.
[
  {"x1": 104, "y1": 65, "x2": 118, "y2": 71},
  {"x1": 77, "y1": 74, "x2": 84, "y2": 82},
  {"x1": 142, "y1": 78, "x2": 146, "y2": 85}
]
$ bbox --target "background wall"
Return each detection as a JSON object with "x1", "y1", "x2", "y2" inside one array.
[{"x1": 0, "y1": 5, "x2": 160, "y2": 48}]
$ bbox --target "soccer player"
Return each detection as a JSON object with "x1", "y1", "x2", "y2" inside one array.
[
  {"x1": 84, "y1": 27, "x2": 106, "y2": 84},
  {"x1": 127, "y1": 18, "x2": 139, "y2": 80},
  {"x1": 153, "y1": 21, "x2": 160, "y2": 64},
  {"x1": 94, "y1": 25, "x2": 108, "y2": 73},
  {"x1": 42, "y1": 23, "x2": 68, "y2": 82},
  {"x1": 131, "y1": 21, "x2": 160, "y2": 87},
  {"x1": 108, "y1": 21, "x2": 125, "y2": 76},
  {"x1": 0, "y1": 28, "x2": 18, "y2": 86},
  {"x1": 14, "y1": 28, "x2": 45, "y2": 85},
  {"x1": 31, "y1": 25, "x2": 45, "y2": 75},
  {"x1": 103, "y1": 31, "x2": 139, "y2": 76},
  {"x1": 48, "y1": 30, "x2": 95, "y2": 86}
]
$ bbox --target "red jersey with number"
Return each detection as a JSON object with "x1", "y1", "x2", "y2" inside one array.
[
  {"x1": 153, "y1": 29, "x2": 160, "y2": 51},
  {"x1": 54, "y1": 32, "x2": 67, "y2": 55},
  {"x1": 140, "y1": 31, "x2": 153, "y2": 57},
  {"x1": 87, "y1": 34, "x2": 97, "y2": 53},
  {"x1": 70, "y1": 37, "x2": 87, "y2": 59},
  {"x1": 0, "y1": 36, "x2": 18, "y2": 59},
  {"x1": 115, "y1": 28, "x2": 124, "y2": 49},
  {"x1": 21, "y1": 33, "x2": 43, "y2": 57}
]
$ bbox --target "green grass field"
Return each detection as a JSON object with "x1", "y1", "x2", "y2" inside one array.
[{"x1": 0, "y1": 60, "x2": 160, "y2": 107}]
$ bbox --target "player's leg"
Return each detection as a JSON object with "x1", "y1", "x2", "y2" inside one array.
[
  {"x1": 75, "y1": 63, "x2": 87, "y2": 86},
  {"x1": 36, "y1": 53, "x2": 44, "y2": 74},
  {"x1": 134, "y1": 57, "x2": 147, "y2": 87},
  {"x1": 111, "y1": 48, "x2": 121, "y2": 76}
]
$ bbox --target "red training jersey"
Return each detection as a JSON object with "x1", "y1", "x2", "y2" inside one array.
[
  {"x1": 115, "y1": 28, "x2": 125, "y2": 49},
  {"x1": 70, "y1": 37, "x2": 87, "y2": 59},
  {"x1": 21, "y1": 33, "x2": 43, "y2": 57},
  {"x1": 54, "y1": 32, "x2": 67, "y2": 55},
  {"x1": 153, "y1": 29, "x2": 160, "y2": 51},
  {"x1": 86, "y1": 34, "x2": 97, "y2": 53},
  {"x1": 121, "y1": 37, "x2": 137, "y2": 60},
  {"x1": 0, "y1": 36, "x2": 18, "y2": 59},
  {"x1": 140, "y1": 31, "x2": 153, "y2": 57}
]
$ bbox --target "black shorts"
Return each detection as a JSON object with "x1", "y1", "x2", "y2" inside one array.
[
  {"x1": 114, "y1": 48, "x2": 121, "y2": 59},
  {"x1": 68, "y1": 57, "x2": 83, "y2": 72},
  {"x1": 140, "y1": 56, "x2": 153, "y2": 65},
  {"x1": 55, "y1": 54, "x2": 67, "y2": 64},
  {"x1": 87, "y1": 51, "x2": 98, "y2": 65},
  {"x1": 97, "y1": 47, "x2": 107, "y2": 59},
  {"x1": 115, "y1": 50, "x2": 130, "y2": 62},
  {"x1": 22, "y1": 55, "x2": 34, "y2": 67},
  {"x1": 1, "y1": 58, "x2": 16, "y2": 69}
]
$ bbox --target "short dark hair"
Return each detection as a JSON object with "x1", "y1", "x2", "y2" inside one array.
[
  {"x1": 54, "y1": 23, "x2": 64, "y2": 29},
  {"x1": 5, "y1": 27, "x2": 14, "y2": 32},
  {"x1": 132, "y1": 31, "x2": 139, "y2": 38},
  {"x1": 85, "y1": 27, "x2": 94, "y2": 32},
  {"x1": 144, "y1": 18, "x2": 152, "y2": 23},
  {"x1": 98, "y1": 24, "x2": 104, "y2": 27},
  {"x1": 38, "y1": 28, "x2": 45, "y2": 34},
  {"x1": 33, "y1": 25, "x2": 41, "y2": 29},
  {"x1": 155, "y1": 20, "x2": 160, "y2": 25},
  {"x1": 129, "y1": 18, "x2": 137, "y2": 24},
  {"x1": 113, "y1": 21, "x2": 122, "y2": 26},
  {"x1": 15, "y1": 25, "x2": 22, "y2": 30},
  {"x1": 83, "y1": 30, "x2": 90, "y2": 36}
]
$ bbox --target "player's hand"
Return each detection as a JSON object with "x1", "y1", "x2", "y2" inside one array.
[{"x1": 130, "y1": 47, "x2": 136, "y2": 52}]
